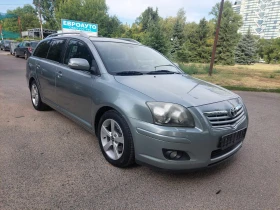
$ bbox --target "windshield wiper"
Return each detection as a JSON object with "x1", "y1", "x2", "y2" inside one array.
[
  {"x1": 147, "y1": 70, "x2": 180, "y2": 75},
  {"x1": 116, "y1": 71, "x2": 144, "y2": 76},
  {"x1": 154, "y1": 64, "x2": 175, "y2": 69}
]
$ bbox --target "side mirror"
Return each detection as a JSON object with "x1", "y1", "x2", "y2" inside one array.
[{"x1": 68, "y1": 58, "x2": 90, "y2": 71}]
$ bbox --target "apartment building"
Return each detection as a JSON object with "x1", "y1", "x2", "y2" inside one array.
[{"x1": 233, "y1": 0, "x2": 280, "y2": 39}]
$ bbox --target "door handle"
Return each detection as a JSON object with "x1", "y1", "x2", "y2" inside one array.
[
  {"x1": 36, "y1": 64, "x2": 40, "y2": 69},
  {"x1": 57, "y1": 71, "x2": 63, "y2": 78}
]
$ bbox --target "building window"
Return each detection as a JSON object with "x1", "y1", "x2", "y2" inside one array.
[{"x1": 274, "y1": 20, "x2": 278, "y2": 24}]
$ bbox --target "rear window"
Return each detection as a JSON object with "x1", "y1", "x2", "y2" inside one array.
[
  {"x1": 33, "y1": 40, "x2": 51, "y2": 58},
  {"x1": 47, "y1": 39, "x2": 66, "y2": 63},
  {"x1": 31, "y1": 42, "x2": 38, "y2": 48}
]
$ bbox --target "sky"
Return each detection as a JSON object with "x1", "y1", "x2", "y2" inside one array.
[{"x1": 0, "y1": 0, "x2": 222, "y2": 24}]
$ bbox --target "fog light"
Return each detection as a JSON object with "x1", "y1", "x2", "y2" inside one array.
[
  {"x1": 162, "y1": 149, "x2": 190, "y2": 161},
  {"x1": 170, "y1": 151, "x2": 178, "y2": 159}
]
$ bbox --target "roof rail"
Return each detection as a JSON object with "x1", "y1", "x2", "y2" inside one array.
[
  {"x1": 117, "y1": 38, "x2": 141, "y2": 44},
  {"x1": 46, "y1": 31, "x2": 90, "y2": 38}
]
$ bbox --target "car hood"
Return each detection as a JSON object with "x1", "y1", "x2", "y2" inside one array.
[{"x1": 114, "y1": 74, "x2": 239, "y2": 107}]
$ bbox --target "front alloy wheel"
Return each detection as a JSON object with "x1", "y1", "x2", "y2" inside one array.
[
  {"x1": 100, "y1": 119, "x2": 124, "y2": 160},
  {"x1": 98, "y1": 110, "x2": 135, "y2": 168}
]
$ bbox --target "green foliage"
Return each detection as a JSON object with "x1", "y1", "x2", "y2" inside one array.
[
  {"x1": 269, "y1": 74, "x2": 276, "y2": 78},
  {"x1": 178, "y1": 63, "x2": 217, "y2": 75},
  {"x1": 33, "y1": 0, "x2": 57, "y2": 30},
  {"x1": 179, "y1": 63, "x2": 199, "y2": 75},
  {"x1": 235, "y1": 29, "x2": 257, "y2": 64},
  {"x1": 188, "y1": 18, "x2": 211, "y2": 63},
  {"x1": 136, "y1": 7, "x2": 159, "y2": 32},
  {"x1": 170, "y1": 8, "x2": 187, "y2": 60},
  {"x1": 2, "y1": 5, "x2": 40, "y2": 33},
  {"x1": 55, "y1": 0, "x2": 123, "y2": 37},
  {"x1": 210, "y1": 0, "x2": 243, "y2": 65},
  {"x1": 142, "y1": 23, "x2": 168, "y2": 55},
  {"x1": 257, "y1": 38, "x2": 280, "y2": 64}
]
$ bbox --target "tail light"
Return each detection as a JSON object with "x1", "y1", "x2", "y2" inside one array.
[{"x1": 28, "y1": 47, "x2": 32, "y2": 53}]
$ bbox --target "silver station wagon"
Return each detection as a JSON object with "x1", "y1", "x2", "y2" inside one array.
[{"x1": 26, "y1": 33, "x2": 248, "y2": 170}]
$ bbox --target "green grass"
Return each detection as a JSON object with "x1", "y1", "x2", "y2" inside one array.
[
  {"x1": 223, "y1": 86, "x2": 280, "y2": 93},
  {"x1": 179, "y1": 63, "x2": 218, "y2": 75},
  {"x1": 178, "y1": 63, "x2": 280, "y2": 93}
]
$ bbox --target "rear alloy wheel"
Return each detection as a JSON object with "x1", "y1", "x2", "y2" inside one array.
[
  {"x1": 98, "y1": 110, "x2": 135, "y2": 168},
  {"x1": 30, "y1": 80, "x2": 49, "y2": 111},
  {"x1": 24, "y1": 52, "x2": 28, "y2": 60}
]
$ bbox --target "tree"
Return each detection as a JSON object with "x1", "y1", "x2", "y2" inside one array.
[
  {"x1": 142, "y1": 23, "x2": 168, "y2": 55},
  {"x1": 170, "y1": 8, "x2": 187, "y2": 60},
  {"x1": 188, "y1": 18, "x2": 210, "y2": 63},
  {"x1": 136, "y1": 7, "x2": 160, "y2": 32},
  {"x1": 235, "y1": 29, "x2": 257, "y2": 64},
  {"x1": 55, "y1": 0, "x2": 123, "y2": 37},
  {"x1": 257, "y1": 38, "x2": 280, "y2": 64},
  {"x1": 2, "y1": 5, "x2": 40, "y2": 33},
  {"x1": 210, "y1": 0, "x2": 243, "y2": 65},
  {"x1": 33, "y1": 0, "x2": 57, "y2": 30}
]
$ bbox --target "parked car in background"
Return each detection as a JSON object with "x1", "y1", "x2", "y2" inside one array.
[
  {"x1": 26, "y1": 33, "x2": 248, "y2": 170},
  {"x1": 14, "y1": 41, "x2": 39, "y2": 60},
  {"x1": 0, "y1": 40, "x2": 12, "y2": 51}
]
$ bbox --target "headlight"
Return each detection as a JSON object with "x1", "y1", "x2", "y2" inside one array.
[{"x1": 147, "y1": 102, "x2": 195, "y2": 127}]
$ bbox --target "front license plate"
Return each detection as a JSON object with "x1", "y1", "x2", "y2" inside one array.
[{"x1": 219, "y1": 128, "x2": 247, "y2": 150}]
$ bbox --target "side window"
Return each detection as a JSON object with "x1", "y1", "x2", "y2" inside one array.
[
  {"x1": 47, "y1": 39, "x2": 66, "y2": 63},
  {"x1": 64, "y1": 39, "x2": 95, "y2": 69},
  {"x1": 33, "y1": 40, "x2": 51, "y2": 58},
  {"x1": 25, "y1": 42, "x2": 31, "y2": 47}
]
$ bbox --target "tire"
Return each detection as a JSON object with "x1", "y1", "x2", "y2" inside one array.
[
  {"x1": 30, "y1": 80, "x2": 49, "y2": 111},
  {"x1": 15, "y1": 51, "x2": 19, "y2": 57},
  {"x1": 97, "y1": 110, "x2": 135, "y2": 168},
  {"x1": 24, "y1": 52, "x2": 28, "y2": 60}
]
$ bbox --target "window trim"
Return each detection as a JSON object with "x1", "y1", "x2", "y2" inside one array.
[
  {"x1": 33, "y1": 40, "x2": 51, "y2": 59},
  {"x1": 46, "y1": 38, "x2": 67, "y2": 64},
  {"x1": 62, "y1": 38, "x2": 100, "y2": 75}
]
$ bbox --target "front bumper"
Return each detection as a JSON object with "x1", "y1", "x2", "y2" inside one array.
[{"x1": 129, "y1": 108, "x2": 248, "y2": 170}]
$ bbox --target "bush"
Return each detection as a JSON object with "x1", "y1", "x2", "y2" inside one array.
[
  {"x1": 178, "y1": 63, "x2": 218, "y2": 75},
  {"x1": 179, "y1": 63, "x2": 198, "y2": 75}
]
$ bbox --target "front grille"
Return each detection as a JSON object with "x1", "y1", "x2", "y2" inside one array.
[{"x1": 204, "y1": 106, "x2": 245, "y2": 127}]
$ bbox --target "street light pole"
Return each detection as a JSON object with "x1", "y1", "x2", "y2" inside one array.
[{"x1": 209, "y1": 0, "x2": 225, "y2": 76}]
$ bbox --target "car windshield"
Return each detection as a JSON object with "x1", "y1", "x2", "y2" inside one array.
[
  {"x1": 4, "y1": 40, "x2": 11, "y2": 44},
  {"x1": 31, "y1": 42, "x2": 38, "y2": 48},
  {"x1": 93, "y1": 42, "x2": 181, "y2": 75}
]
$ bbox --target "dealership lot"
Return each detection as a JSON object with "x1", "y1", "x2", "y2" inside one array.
[{"x1": 1, "y1": 51, "x2": 280, "y2": 209}]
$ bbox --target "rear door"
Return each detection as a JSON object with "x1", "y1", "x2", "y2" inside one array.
[
  {"x1": 55, "y1": 39, "x2": 95, "y2": 127},
  {"x1": 33, "y1": 40, "x2": 57, "y2": 105}
]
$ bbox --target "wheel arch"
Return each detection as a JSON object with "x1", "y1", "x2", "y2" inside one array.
[{"x1": 94, "y1": 106, "x2": 116, "y2": 135}]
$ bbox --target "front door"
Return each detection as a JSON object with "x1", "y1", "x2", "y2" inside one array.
[{"x1": 56, "y1": 39, "x2": 95, "y2": 127}]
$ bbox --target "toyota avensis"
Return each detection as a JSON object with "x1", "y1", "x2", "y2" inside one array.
[{"x1": 26, "y1": 33, "x2": 248, "y2": 170}]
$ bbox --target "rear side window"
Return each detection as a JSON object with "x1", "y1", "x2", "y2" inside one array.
[
  {"x1": 47, "y1": 39, "x2": 66, "y2": 63},
  {"x1": 33, "y1": 40, "x2": 51, "y2": 58}
]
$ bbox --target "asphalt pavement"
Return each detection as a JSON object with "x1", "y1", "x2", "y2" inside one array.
[{"x1": 1, "y1": 50, "x2": 280, "y2": 209}]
